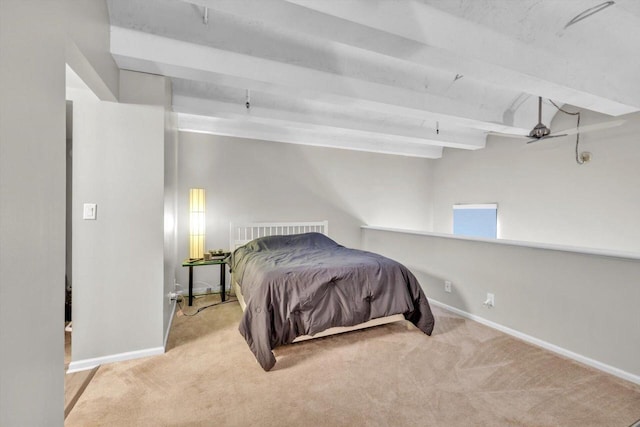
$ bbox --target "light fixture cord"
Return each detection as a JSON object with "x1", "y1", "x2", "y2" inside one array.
[{"x1": 549, "y1": 100, "x2": 583, "y2": 165}]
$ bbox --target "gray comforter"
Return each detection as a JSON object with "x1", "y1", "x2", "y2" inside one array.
[{"x1": 232, "y1": 232, "x2": 435, "y2": 371}]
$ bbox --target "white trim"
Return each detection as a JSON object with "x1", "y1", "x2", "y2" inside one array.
[
  {"x1": 453, "y1": 203, "x2": 497, "y2": 210},
  {"x1": 66, "y1": 346, "x2": 165, "y2": 374},
  {"x1": 164, "y1": 299, "x2": 177, "y2": 351},
  {"x1": 361, "y1": 225, "x2": 640, "y2": 260},
  {"x1": 189, "y1": 285, "x2": 223, "y2": 296},
  {"x1": 429, "y1": 299, "x2": 640, "y2": 385}
]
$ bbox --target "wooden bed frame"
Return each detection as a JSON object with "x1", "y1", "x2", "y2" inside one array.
[{"x1": 229, "y1": 221, "x2": 404, "y2": 343}]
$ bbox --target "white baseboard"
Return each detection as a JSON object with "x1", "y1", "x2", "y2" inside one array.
[
  {"x1": 67, "y1": 346, "x2": 165, "y2": 374},
  {"x1": 190, "y1": 285, "x2": 222, "y2": 296},
  {"x1": 66, "y1": 300, "x2": 179, "y2": 374},
  {"x1": 67, "y1": 300, "x2": 177, "y2": 374},
  {"x1": 429, "y1": 299, "x2": 640, "y2": 386}
]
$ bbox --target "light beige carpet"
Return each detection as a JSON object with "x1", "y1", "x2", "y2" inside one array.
[{"x1": 65, "y1": 296, "x2": 640, "y2": 426}]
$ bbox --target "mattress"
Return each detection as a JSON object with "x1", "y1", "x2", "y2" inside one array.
[{"x1": 231, "y1": 232, "x2": 435, "y2": 371}]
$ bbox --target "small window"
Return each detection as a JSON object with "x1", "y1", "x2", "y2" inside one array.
[{"x1": 453, "y1": 203, "x2": 498, "y2": 239}]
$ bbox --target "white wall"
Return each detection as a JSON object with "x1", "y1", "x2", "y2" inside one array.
[
  {"x1": 362, "y1": 227, "x2": 640, "y2": 383},
  {"x1": 1, "y1": 0, "x2": 124, "y2": 422},
  {"x1": 119, "y1": 70, "x2": 178, "y2": 347},
  {"x1": 119, "y1": 70, "x2": 171, "y2": 109},
  {"x1": 65, "y1": 0, "x2": 119, "y2": 101},
  {"x1": 0, "y1": 2, "x2": 66, "y2": 425},
  {"x1": 176, "y1": 132, "x2": 433, "y2": 288},
  {"x1": 164, "y1": 114, "x2": 179, "y2": 335},
  {"x1": 431, "y1": 109, "x2": 640, "y2": 253},
  {"x1": 71, "y1": 98, "x2": 165, "y2": 362},
  {"x1": 163, "y1": 104, "x2": 179, "y2": 343}
]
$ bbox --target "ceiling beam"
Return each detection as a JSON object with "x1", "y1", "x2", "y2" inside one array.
[
  {"x1": 177, "y1": 113, "x2": 444, "y2": 158},
  {"x1": 173, "y1": 95, "x2": 486, "y2": 150},
  {"x1": 286, "y1": 0, "x2": 639, "y2": 116},
  {"x1": 111, "y1": 26, "x2": 529, "y2": 134},
  {"x1": 179, "y1": 0, "x2": 544, "y2": 127}
]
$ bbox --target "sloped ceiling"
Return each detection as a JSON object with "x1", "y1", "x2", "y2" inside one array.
[{"x1": 107, "y1": 0, "x2": 640, "y2": 158}]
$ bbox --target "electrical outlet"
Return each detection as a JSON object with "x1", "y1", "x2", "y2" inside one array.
[
  {"x1": 444, "y1": 281, "x2": 452, "y2": 293},
  {"x1": 484, "y1": 293, "x2": 495, "y2": 308}
]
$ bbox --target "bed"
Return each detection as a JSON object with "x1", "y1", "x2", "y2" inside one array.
[{"x1": 229, "y1": 221, "x2": 435, "y2": 371}]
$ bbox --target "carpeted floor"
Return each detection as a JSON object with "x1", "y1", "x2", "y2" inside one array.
[{"x1": 65, "y1": 295, "x2": 640, "y2": 426}]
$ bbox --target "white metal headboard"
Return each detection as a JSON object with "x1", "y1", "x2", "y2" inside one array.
[{"x1": 230, "y1": 221, "x2": 329, "y2": 250}]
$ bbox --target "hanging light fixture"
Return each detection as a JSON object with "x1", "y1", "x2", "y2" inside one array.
[{"x1": 189, "y1": 188, "x2": 206, "y2": 260}]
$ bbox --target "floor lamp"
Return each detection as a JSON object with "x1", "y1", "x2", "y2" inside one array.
[{"x1": 189, "y1": 188, "x2": 205, "y2": 260}]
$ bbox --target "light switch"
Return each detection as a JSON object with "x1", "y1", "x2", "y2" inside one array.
[{"x1": 83, "y1": 203, "x2": 97, "y2": 220}]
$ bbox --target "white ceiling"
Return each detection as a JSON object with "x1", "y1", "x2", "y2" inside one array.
[{"x1": 106, "y1": 0, "x2": 640, "y2": 158}]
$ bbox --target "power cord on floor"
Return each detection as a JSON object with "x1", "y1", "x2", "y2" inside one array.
[{"x1": 176, "y1": 293, "x2": 238, "y2": 316}]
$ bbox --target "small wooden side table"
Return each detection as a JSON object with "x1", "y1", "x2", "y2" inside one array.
[{"x1": 182, "y1": 253, "x2": 230, "y2": 306}]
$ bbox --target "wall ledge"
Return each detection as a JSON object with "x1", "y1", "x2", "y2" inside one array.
[{"x1": 362, "y1": 225, "x2": 640, "y2": 261}]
